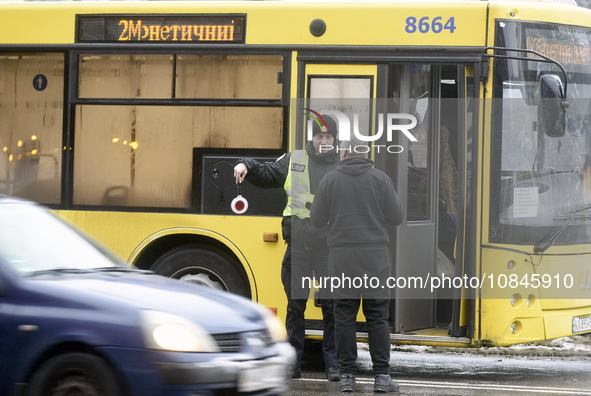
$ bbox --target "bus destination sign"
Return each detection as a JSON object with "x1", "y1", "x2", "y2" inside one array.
[{"x1": 77, "y1": 15, "x2": 245, "y2": 44}]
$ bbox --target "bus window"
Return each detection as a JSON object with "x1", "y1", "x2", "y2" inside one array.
[
  {"x1": 407, "y1": 64, "x2": 433, "y2": 221},
  {"x1": 0, "y1": 53, "x2": 64, "y2": 204},
  {"x1": 73, "y1": 105, "x2": 283, "y2": 207},
  {"x1": 308, "y1": 76, "x2": 373, "y2": 139},
  {"x1": 309, "y1": 77, "x2": 372, "y2": 99},
  {"x1": 490, "y1": 21, "x2": 591, "y2": 246},
  {"x1": 79, "y1": 54, "x2": 283, "y2": 100},
  {"x1": 79, "y1": 55, "x2": 174, "y2": 99},
  {"x1": 74, "y1": 52, "x2": 284, "y2": 208},
  {"x1": 176, "y1": 55, "x2": 283, "y2": 99}
]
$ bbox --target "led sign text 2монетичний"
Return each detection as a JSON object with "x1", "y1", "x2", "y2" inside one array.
[{"x1": 77, "y1": 15, "x2": 245, "y2": 43}]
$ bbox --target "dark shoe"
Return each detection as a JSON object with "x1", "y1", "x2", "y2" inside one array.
[
  {"x1": 374, "y1": 374, "x2": 399, "y2": 393},
  {"x1": 291, "y1": 368, "x2": 301, "y2": 379},
  {"x1": 340, "y1": 373, "x2": 355, "y2": 392},
  {"x1": 327, "y1": 366, "x2": 340, "y2": 381}
]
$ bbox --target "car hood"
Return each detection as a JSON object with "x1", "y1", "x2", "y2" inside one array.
[{"x1": 33, "y1": 272, "x2": 265, "y2": 334}]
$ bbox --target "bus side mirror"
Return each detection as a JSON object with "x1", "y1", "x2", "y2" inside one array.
[{"x1": 540, "y1": 74, "x2": 568, "y2": 138}]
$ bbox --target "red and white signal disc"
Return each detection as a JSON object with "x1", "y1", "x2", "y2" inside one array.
[{"x1": 231, "y1": 195, "x2": 249, "y2": 214}]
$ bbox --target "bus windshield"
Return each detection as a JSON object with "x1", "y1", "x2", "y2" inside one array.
[{"x1": 490, "y1": 20, "x2": 591, "y2": 246}]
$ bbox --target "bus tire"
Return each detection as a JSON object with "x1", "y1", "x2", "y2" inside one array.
[
  {"x1": 28, "y1": 353, "x2": 123, "y2": 396},
  {"x1": 150, "y1": 244, "x2": 250, "y2": 298}
]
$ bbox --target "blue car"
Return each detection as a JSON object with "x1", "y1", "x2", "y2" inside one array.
[{"x1": 0, "y1": 196, "x2": 295, "y2": 396}]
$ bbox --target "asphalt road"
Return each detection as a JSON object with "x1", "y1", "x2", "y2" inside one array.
[{"x1": 283, "y1": 338, "x2": 591, "y2": 395}]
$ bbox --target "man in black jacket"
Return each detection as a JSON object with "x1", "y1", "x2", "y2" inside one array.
[
  {"x1": 310, "y1": 137, "x2": 405, "y2": 393},
  {"x1": 233, "y1": 118, "x2": 340, "y2": 381}
]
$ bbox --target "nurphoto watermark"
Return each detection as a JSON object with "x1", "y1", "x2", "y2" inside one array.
[{"x1": 304, "y1": 108, "x2": 418, "y2": 154}]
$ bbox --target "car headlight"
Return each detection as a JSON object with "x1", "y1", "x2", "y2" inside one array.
[
  {"x1": 253, "y1": 303, "x2": 287, "y2": 343},
  {"x1": 139, "y1": 310, "x2": 220, "y2": 353}
]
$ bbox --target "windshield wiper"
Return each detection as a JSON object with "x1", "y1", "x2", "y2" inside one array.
[
  {"x1": 27, "y1": 268, "x2": 93, "y2": 277},
  {"x1": 534, "y1": 215, "x2": 591, "y2": 254},
  {"x1": 570, "y1": 204, "x2": 591, "y2": 214}
]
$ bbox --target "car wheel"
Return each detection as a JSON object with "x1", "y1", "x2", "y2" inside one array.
[
  {"x1": 151, "y1": 244, "x2": 250, "y2": 298},
  {"x1": 28, "y1": 353, "x2": 123, "y2": 396}
]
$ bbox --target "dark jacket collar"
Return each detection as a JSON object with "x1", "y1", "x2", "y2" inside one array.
[{"x1": 304, "y1": 140, "x2": 340, "y2": 165}]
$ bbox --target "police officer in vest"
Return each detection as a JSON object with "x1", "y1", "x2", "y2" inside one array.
[{"x1": 233, "y1": 117, "x2": 340, "y2": 381}]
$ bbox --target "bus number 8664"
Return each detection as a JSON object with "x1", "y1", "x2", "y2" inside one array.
[{"x1": 405, "y1": 16, "x2": 456, "y2": 34}]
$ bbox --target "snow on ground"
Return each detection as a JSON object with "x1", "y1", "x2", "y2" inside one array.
[{"x1": 359, "y1": 334, "x2": 591, "y2": 359}]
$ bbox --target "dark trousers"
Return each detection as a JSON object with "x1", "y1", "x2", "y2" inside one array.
[
  {"x1": 281, "y1": 242, "x2": 338, "y2": 370},
  {"x1": 334, "y1": 298, "x2": 391, "y2": 375},
  {"x1": 328, "y1": 245, "x2": 392, "y2": 375}
]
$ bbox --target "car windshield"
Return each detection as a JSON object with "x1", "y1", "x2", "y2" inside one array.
[{"x1": 0, "y1": 201, "x2": 122, "y2": 275}]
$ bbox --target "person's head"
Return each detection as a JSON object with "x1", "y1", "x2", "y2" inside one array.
[
  {"x1": 340, "y1": 137, "x2": 368, "y2": 160},
  {"x1": 311, "y1": 116, "x2": 338, "y2": 153}
]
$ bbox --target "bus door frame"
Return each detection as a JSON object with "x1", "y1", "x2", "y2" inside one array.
[
  {"x1": 298, "y1": 61, "x2": 380, "y2": 328},
  {"x1": 385, "y1": 63, "x2": 440, "y2": 333},
  {"x1": 298, "y1": 59, "x2": 440, "y2": 333},
  {"x1": 297, "y1": 52, "x2": 481, "y2": 341},
  {"x1": 386, "y1": 61, "x2": 480, "y2": 340},
  {"x1": 443, "y1": 63, "x2": 479, "y2": 340}
]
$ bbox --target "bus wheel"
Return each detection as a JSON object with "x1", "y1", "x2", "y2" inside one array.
[{"x1": 150, "y1": 244, "x2": 250, "y2": 298}]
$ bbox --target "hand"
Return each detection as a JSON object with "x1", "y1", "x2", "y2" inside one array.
[{"x1": 234, "y1": 163, "x2": 248, "y2": 183}]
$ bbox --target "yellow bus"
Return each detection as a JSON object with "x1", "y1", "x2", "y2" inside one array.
[{"x1": 1, "y1": 0, "x2": 591, "y2": 348}]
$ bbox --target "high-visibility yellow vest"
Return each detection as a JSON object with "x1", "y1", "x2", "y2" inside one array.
[{"x1": 283, "y1": 150, "x2": 314, "y2": 218}]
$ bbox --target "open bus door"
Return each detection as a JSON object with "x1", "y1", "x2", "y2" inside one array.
[
  {"x1": 381, "y1": 63, "x2": 473, "y2": 340},
  {"x1": 301, "y1": 60, "x2": 472, "y2": 343},
  {"x1": 383, "y1": 64, "x2": 439, "y2": 333},
  {"x1": 300, "y1": 63, "x2": 379, "y2": 329}
]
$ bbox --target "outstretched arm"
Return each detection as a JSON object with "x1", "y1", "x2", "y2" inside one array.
[
  {"x1": 234, "y1": 163, "x2": 248, "y2": 183},
  {"x1": 233, "y1": 154, "x2": 290, "y2": 189}
]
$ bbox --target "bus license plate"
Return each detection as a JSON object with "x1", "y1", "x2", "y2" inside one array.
[
  {"x1": 238, "y1": 364, "x2": 285, "y2": 393},
  {"x1": 572, "y1": 314, "x2": 591, "y2": 333}
]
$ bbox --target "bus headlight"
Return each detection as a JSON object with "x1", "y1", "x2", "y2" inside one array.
[
  {"x1": 139, "y1": 310, "x2": 220, "y2": 352},
  {"x1": 510, "y1": 321, "x2": 522, "y2": 335},
  {"x1": 527, "y1": 294, "x2": 536, "y2": 308},
  {"x1": 510, "y1": 293, "x2": 522, "y2": 308}
]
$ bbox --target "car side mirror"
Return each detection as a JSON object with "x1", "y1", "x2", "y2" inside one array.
[{"x1": 540, "y1": 74, "x2": 568, "y2": 138}]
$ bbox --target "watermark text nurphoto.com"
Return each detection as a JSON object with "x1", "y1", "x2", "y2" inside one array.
[{"x1": 302, "y1": 273, "x2": 575, "y2": 293}]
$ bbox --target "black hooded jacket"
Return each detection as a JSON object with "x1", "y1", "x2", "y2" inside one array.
[
  {"x1": 238, "y1": 141, "x2": 340, "y2": 248},
  {"x1": 310, "y1": 157, "x2": 405, "y2": 248}
]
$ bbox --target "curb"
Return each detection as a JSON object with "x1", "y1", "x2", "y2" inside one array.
[{"x1": 378, "y1": 334, "x2": 591, "y2": 360}]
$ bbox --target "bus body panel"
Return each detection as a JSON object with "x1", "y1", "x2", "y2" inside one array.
[
  {"x1": 1, "y1": 0, "x2": 591, "y2": 348},
  {"x1": 56, "y1": 210, "x2": 287, "y2": 310},
  {"x1": 0, "y1": 1, "x2": 489, "y2": 47},
  {"x1": 477, "y1": 247, "x2": 591, "y2": 346},
  {"x1": 480, "y1": 1, "x2": 591, "y2": 345}
]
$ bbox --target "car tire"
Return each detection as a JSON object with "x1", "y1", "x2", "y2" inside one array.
[
  {"x1": 28, "y1": 353, "x2": 123, "y2": 396},
  {"x1": 151, "y1": 244, "x2": 250, "y2": 298}
]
